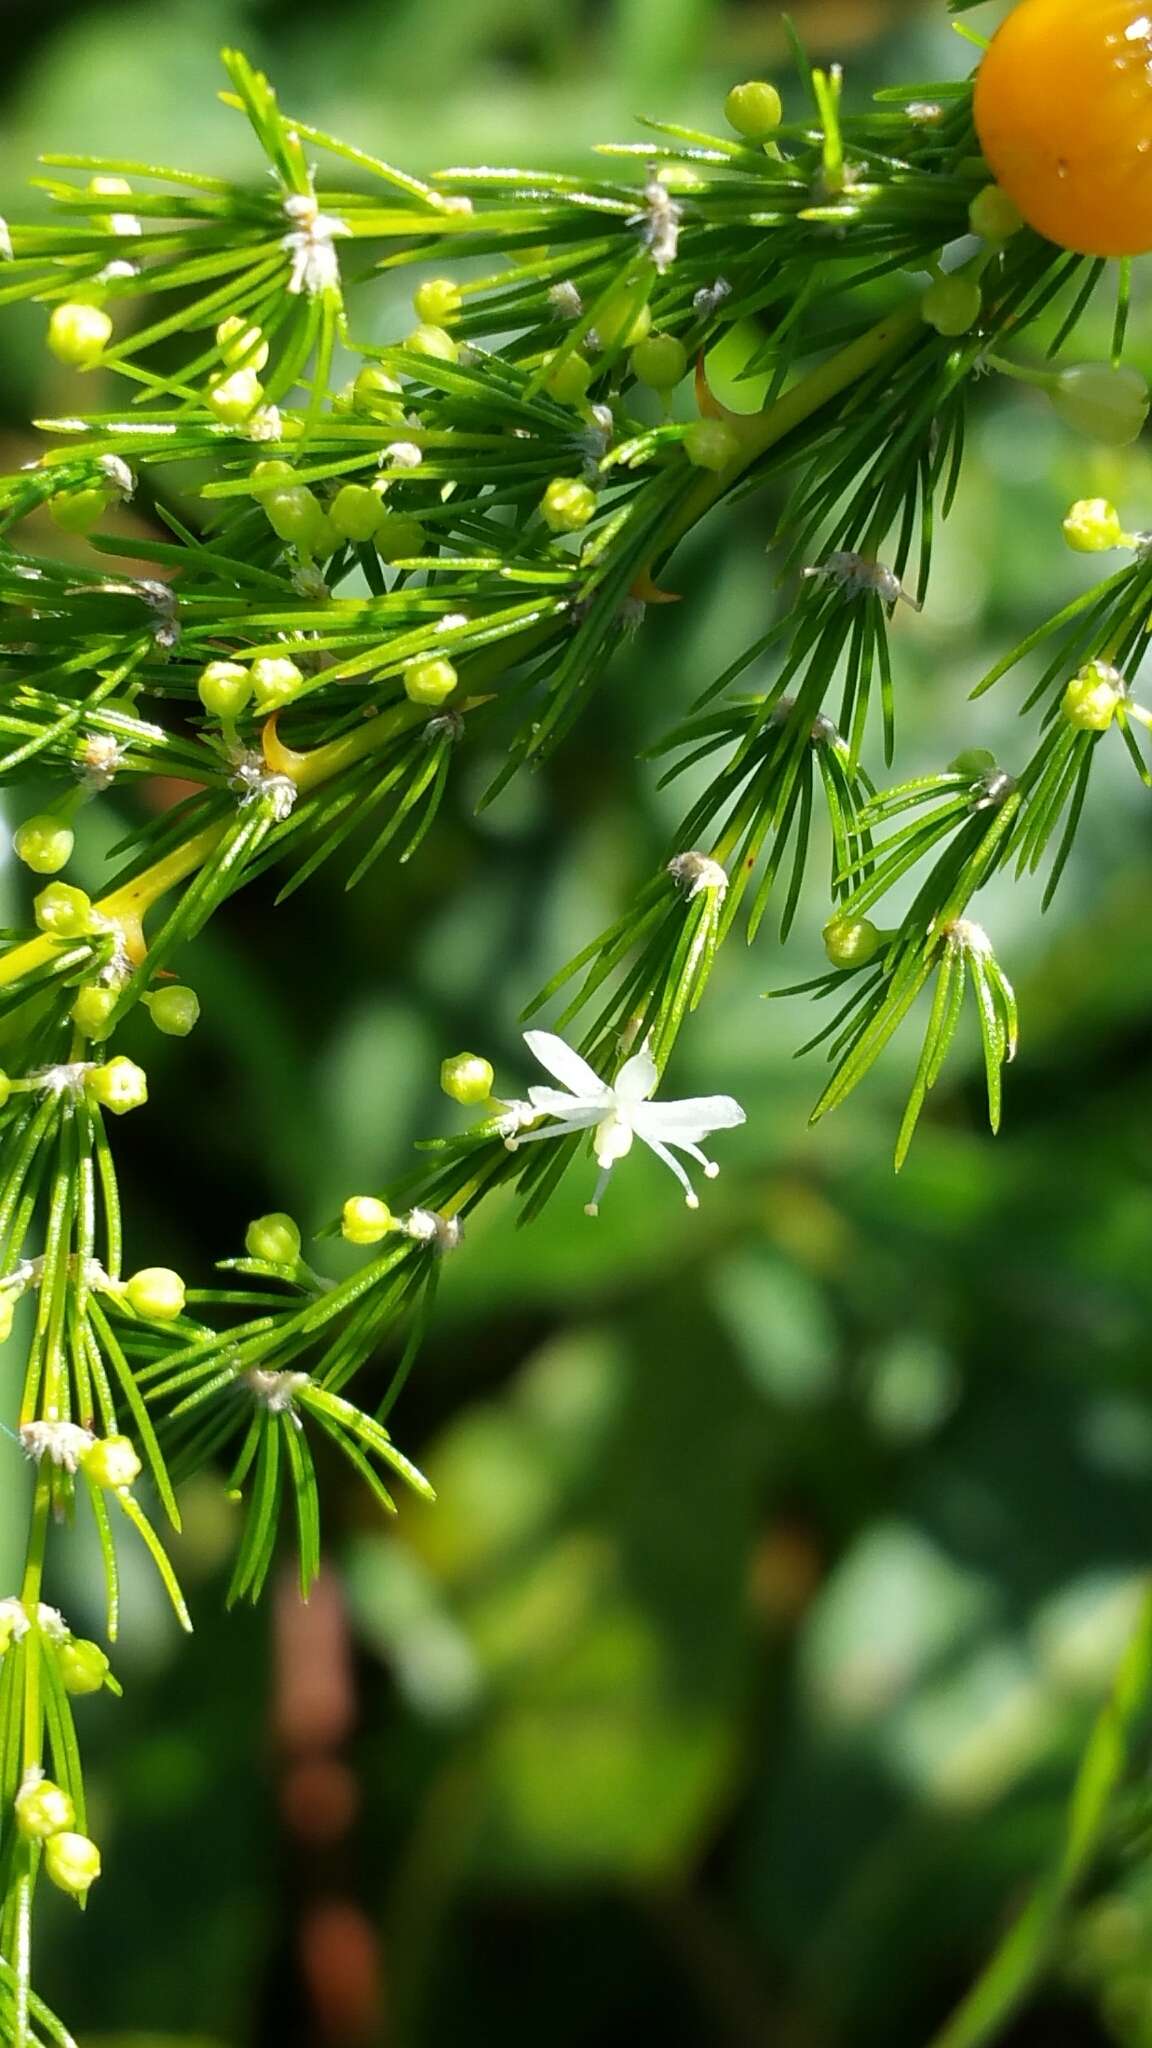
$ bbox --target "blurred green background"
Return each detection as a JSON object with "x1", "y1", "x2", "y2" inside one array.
[{"x1": 5, "y1": 1, "x2": 1152, "y2": 2044}]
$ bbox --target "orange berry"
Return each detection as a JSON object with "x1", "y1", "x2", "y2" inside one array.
[{"x1": 974, "y1": 0, "x2": 1152, "y2": 258}]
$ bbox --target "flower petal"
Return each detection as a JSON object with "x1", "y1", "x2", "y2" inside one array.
[
  {"x1": 614, "y1": 1045, "x2": 658, "y2": 1104},
  {"x1": 528, "y1": 1085, "x2": 598, "y2": 1119},
  {"x1": 523, "y1": 1030, "x2": 608, "y2": 1101},
  {"x1": 632, "y1": 1095, "x2": 746, "y2": 1142}
]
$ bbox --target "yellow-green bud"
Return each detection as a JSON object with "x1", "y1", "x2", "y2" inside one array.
[
  {"x1": 440, "y1": 1051, "x2": 495, "y2": 1105},
  {"x1": 329, "y1": 484, "x2": 385, "y2": 543},
  {"x1": 33, "y1": 882, "x2": 92, "y2": 939},
  {"x1": 82, "y1": 1434, "x2": 142, "y2": 1490},
  {"x1": 724, "y1": 80, "x2": 783, "y2": 140},
  {"x1": 0, "y1": 1071, "x2": 10, "y2": 1112},
  {"x1": 245, "y1": 1213, "x2": 302, "y2": 1265},
  {"x1": 404, "y1": 656, "x2": 458, "y2": 707},
  {"x1": 375, "y1": 516, "x2": 426, "y2": 564},
  {"x1": 124, "y1": 1266, "x2": 185, "y2": 1320},
  {"x1": 341, "y1": 1196, "x2": 394, "y2": 1245},
  {"x1": 49, "y1": 487, "x2": 108, "y2": 534},
  {"x1": 921, "y1": 275, "x2": 983, "y2": 337},
  {"x1": 250, "y1": 655, "x2": 304, "y2": 712},
  {"x1": 44, "y1": 1831, "x2": 101, "y2": 1898},
  {"x1": 969, "y1": 184, "x2": 1023, "y2": 242},
  {"x1": 197, "y1": 660, "x2": 252, "y2": 720},
  {"x1": 823, "y1": 915, "x2": 883, "y2": 969},
  {"x1": 47, "y1": 302, "x2": 113, "y2": 369},
  {"x1": 249, "y1": 459, "x2": 296, "y2": 493},
  {"x1": 1050, "y1": 364, "x2": 1150, "y2": 447},
  {"x1": 590, "y1": 294, "x2": 651, "y2": 352},
  {"x1": 683, "y1": 419, "x2": 739, "y2": 471},
  {"x1": 630, "y1": 334, "x2": 688, "y2": 390},
  {"x1": 216, "y1": 315, "x2": 269, "y2": 371},
  {"x1": 1062, "y1": 498, "x2": 1124, "y2": 553},
  {"x1": 1062, "y1": 660, "x2": 1124, "y2": 731},
  {"x1": 71, "y1": 986, "x2": 118, "y2": 1040},
  {"x1": 414, "y1": 277, "x2": 462, "y2": 325},
  {"x1": 543, "y1": 351, "x2": 594, "y2": 405},
  {"x1": 948, "y1": 748, "x2": 998, "y2": 778},
  {"x1": 352, "y1": 365, "x2": 405, "y2": 420},
  {"x1": 146, "y1": 985, "x2": 200, "y2": 1037},
  {"x1": 263, "y1": 488, "x2": 325, "y2": 551},
  {"x1": 406, "y1": 323, "x2": 458, "y2": 363},
  {"x1": 541, "y1": 478, "x2": 596, "y2": 533},
  {"x1": 56, "y1": 1638, "x2": 109, "y2": 1695},
  {"x1": 15, "y1": 1776, "x2": 75, "y2": 1841},
  {"x1": 88, "y1": 1056, "x2": 148, "y2": 1116},
  {"x1": 13, "y1": 815, "x2": 74, "y2": 875},
  {"x1": 207, "y1": 368, "x2": 264, "y2": 424}
]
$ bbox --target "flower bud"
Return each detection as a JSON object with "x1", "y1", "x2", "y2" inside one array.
[
  {"x1": 683, "y1": 419, "x2": 739, "y2": 471},
  {"x1": 406, "y1": 323, "x2": 457, "y2": 363},
  {"x1": 15, "y1": 1776, "x2": 75, "y2": 1841},
  {"x1": 440, "y1": 1051, "x2": 495, "y2": 1105},
  {"x1": 56, "y1": 1638, "x2": 109, "y2": 1695},
  {"x1": 44, "y1": 1831, "x2": 101, "y2": 1898},
  {"x1": 263, "y1": 487, "x2": 325, "y2": 551},
  {"x1": 0, "y1": 1071, "x2": 10, "y2": 1111},
  {"x1": 591, "y1": 294, "x2": 650, "y2": 351},
  {"x1": 250, "y1": 655, "x2": 304, "y2": 712},
  {"x1": 541, "y1": 478, "x2": 597, "y2": 533},
  {"x1": 13, "y1": 815, "x2": 74, "y2": 875},
  {"x1": 216, "y1": 315, "x2": 269, "y2": 371},
  {"x1": 47, "y1": 302, "x2": 113, "y2": 369},
  {"x1": 88, "y1": 1056, "x2": 148, "y2": 1116},
  {"x1": 352, "y1": 365, "x2": 405, "y2": 421},
  {"x1": 968, "y1": 184, "x2": 1023, "y2": 243},
  {"x1": 207, "y1": 368, "x2": 264, "y2": 424},
  {"x1": 249, "y1": 459, "x2": 295, "y2": 492},
  {"x1": 1062, "y1": 660, "x2": 1124, "y2": 731},
  {"x1": 543, "y1": 351, "x2": 594, "y2": 405},
  {"x1": 49, "y1": 487, "x2": 108, "y2": 534},
  {"x1": 341, "y1": 1195, "x2": 394, "y2": 1245},
  {"x1": 245, "y1": 1213, "x2": 302, "y2": 1265},
  {"x1": 921, "y1": 275, "x2": 983, "y2": 337},
  {"x1": 375, "y1": 516, "x2": 426, "y2": 564},
  {"x1": 197, "y1": 660, "x2": 252, "y2": 720},
  {"x1": 124, "y1": 1266, "x2": 185, "y2": 1320},
  {"x1": 329, "y1": 484, "x2": 385, "y2": 543},
  {"x1": 823, "y1": 915, "x2": 883, "y2": 969},
  {"x1": 630, "y1": 334, "x2": 688, "y2": 390},
  {"x1": 33, "y1": 882, "x2": 92, "y2": 939},
  {"x1": 947, "y1": 748, "x2": 998, "y2": 778},
  {"x1": 724, "y1": 80, "x2": 783, "y2": 140},
  {"x1": 414, "y1": 277, "x2": 462, "y2": 325},
  {"x1": 71, "y1": 985, "x2": 118, "y2": 1040},
  {"x1": 146, "y1": 985, "x2": 200, "y2": 1037},
  {"x1": 1050, "y1": 364, "x2": 1150, "y2": 447},
  {"x1": 82, "y1": 1434, "x2": 142, "y2": 1490},
  {"x1": 404, "y1": 656, "x2": 458, "y2": 707},
  {"x1": 1062, "y1": 498, "x2": 1124, "y2": 553}
]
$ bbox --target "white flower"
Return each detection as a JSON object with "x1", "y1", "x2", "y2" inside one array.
[
  {"x1": 20, "y1": 1421, "x2": 95, "y2": 1473},
  {"x1": 281, "y1": 193, "x2": 350, "y2": 297},
  {"x1": 508, "y1": 1031, "x2": 745, "y2": 1216}
]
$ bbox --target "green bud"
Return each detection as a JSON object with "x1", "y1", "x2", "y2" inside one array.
[
  {"x1": 207, "y1": 368, "x2": 264, "y2": 424},
  {"x1": 414, "y1": 277, "x2": 462, "y2": 325},
  {"x1": 47, "y1": 302, "x2": 113, "y2": 369},
  {"x1": 630, "y1": 334, "x2": 689, "y2": 390},
  {"x1": 263, "y1": 487, "x2": 325, "y2": 550},
  {"x1": 249, "y1": 459, "x2": 296, "y2": 493},
  {"x1": 0, "y1": 1072, "x2": 10, "y2": 1111},
  {"x1": 543, "y1": 351, "x2": 594, "y2": 405},
  {"x1": 44, "y1": 1831, "x2": 101, "y2": 1899},
  {"x1": 56, "y1": 1638, "x2": 110, "y2": 1696},
  {"x1": 13, "y1": 815, "x2": 74, "y2": 875},
  {"x1": 33, "y1": 882, "x2": 92, "y2": 939},
  {"x1": 146, "y1": 985, "x2": 200, "y2": 1037},
  {"x1": 440, "y1": 1051, "x2": 495, "y2": 1105},
  {"x1": 683, "y1": 418, "x2": 739, "y2": 471},
  {"x1": 406, "y1": 323, "x2": 458, "y2": 363},
  {"x1": 921, "y1": 275, "x2": 983, "y2": 337},
  {"x1": 947, "y1": 748, "x2": 998, "y2": 778},
  {"x1": 969, "y1": 184, "x2": 1023, "y2": 243},
  {"x1": 71, "y1": 985, "x2": 118, "y2": 1040},
  {"x1": 590, "y1": 294, "x2": 650, "y2": 352},
  {"x1": 245, "y1": 1213, "x2": 302, "y2": 1265},
  {"x1": 87, "y1": 1056, "x2": 148, "y2": 1116},
  {"x1": 15, "y1": 1776, "x2": 75, "y2": 1841},
  {"x1": 823, "y1": 915, "x2": 883, "y2": 969},
  {"x1": 404, "y1": 656, "x2": 458, "y2": 707},
  {"x1": 541, "y1": 478, "x2": 597, "y2": 534},
  {"x1": 1062, "y1": 660, "x2": 1124, "y2": 731},
  {"x1": 1050, "y1": 364, "x2": 1150, "y2": 447},
  {"x1": 374, "y1": 516, "x2": 426, "y2": 564},
  {"x1": 1062, "y1": 498, "x2": 1124, "y2": 553},
  {"x1": 197, "y1": 660, "x2": 252, "y2": 720},
  {"x1": 124, "y1": 1266, "x2": 185, "y2": 1320},
  {"x1": 724, "y1": 80, "x2": 783, "y2": 140},
  {"x1": 329, "y1": 483, "x2": 385, "y2": 543},
  {"x1": 49, "y1": 487, "x2": 109, "y2": 535},
  {"x1": 341, "y1": 1195, "x2": 394, "y2": 1245},
  {"x1": 81, "y1": 1434, "x2": 142, "y2": 1490},
  {"x1": 216, "y1": 315, "x2": 269, "y2": 371},
  {"x1": 353, "y1": 365, "x2": 405, "y2": 421},
  {"x1": 250, "y1": 655, "x2": 304, "y2": 712}
]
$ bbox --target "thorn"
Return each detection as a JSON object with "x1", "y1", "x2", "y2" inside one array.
[
  {"x1": 260, "y1": 711, "x2": 308, "y2": 782},
  {"x1": 630, "y1": 568, "x2": 681, "y2": 605}
]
